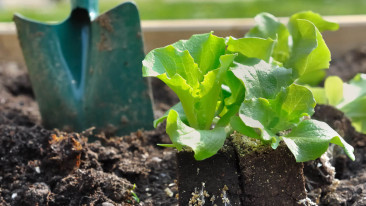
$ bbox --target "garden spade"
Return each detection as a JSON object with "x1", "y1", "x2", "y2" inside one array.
[{"x1": 13, "y1": 0, "x2": 154, "y2": 136}]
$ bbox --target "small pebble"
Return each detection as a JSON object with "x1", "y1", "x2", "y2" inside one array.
[
  {"x1": 35, "y1": 167, "x2": 41, "y2": 174},
  {"x1": 164, "y1": 188, "x2": 174, "y2": 197},
  {"x1": 11, "y1": 193, "x2": 17, "y2": 199},
  {"x1": 102, "y1": 202, "x2": 114, "y2": 206},
  {"x1": 151, "y1": 157, "x2": 162, "y2": 163}
]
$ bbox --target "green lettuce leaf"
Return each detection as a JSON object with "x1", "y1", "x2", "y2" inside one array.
[
  {"x1": 289, "y1": 11, "x2": 339, "y2": 33},
  {"x1": 216, "y1": 70, "x2": 246, "y2": 127},
  {"x1": 163, "y1": 110, "x2": 227, "y2": 160},
  {"x1": 143, "y1": 32, "x2": 236, "y2": 130},
  {"x1": 296, "y1": 70, "x2": 326, "y2": 86},
  {"x1": 269, "y1": 84, "x2": 316, "y2": 131},
  {"x1": 338, "y1": 75, "x2": 366, "y2": 133},
  {"x1": 325, "y1": 76, "x2": 343, "y2": 105},
  {"x1": 231, "y1": 59, "x2": 293, "y2": 100},
  {"x1": 307, "y1": 86, "x2": 327, "y2": 104},
  {"x1": 339, "y1": 73, "x2": 366, "y2": 107},
  {"x1": 246, "y1": 12, "x2": 290, "y2": 63},
  {"x1": 287, "y1": 11, "x2": 338, "y2": 83},
  {"x1": 231, "y1": 114, "x2": 275, "y2": 144},
  {"x1": 244, "y1": 11, "x2": 338, "y2": 85},
  {"x1": 227, "y1": 37, "x2": 275, "y2": 62},
  {"x1": 153, "y1": 102, "x2": 187, "y2": 128},
  {"x1": 340, "y1": 96, "x2": 366, "y2": 121},
  {"x1": 172, "y1": 32, "x2": 226, "y2": 75},
  {"x1": 238, "y1": 84, "x2": 315, "y2": 133},
  {"x1": 286, "y1": 19, "x2": 331, "y2": 78},
  {"x1": 283, "y1": 119, "x2": 355, "y2": 162}
]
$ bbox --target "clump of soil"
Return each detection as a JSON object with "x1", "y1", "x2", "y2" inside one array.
[
  {"x1": 237, "y1": 144, "x2": 306, "y2": 205},
  {"x1": 176, "y1": 141, "x2": 242, "y2": 205}
]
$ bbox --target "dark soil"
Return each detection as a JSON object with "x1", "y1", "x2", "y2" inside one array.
[
  {"x1": 0, "y1": 63, "x2": 179, "y2": 205},
  {"x1": 1, "y1": 46, "x2": 366, "y2": 205},
  {"x1": 307, "y1": 105, "x2": 366, "y2": 205},
  {"x1": 328, "y1": 45, "x2": 366, "y2": 81},
  {"x1": 237, "y1": 144, "x2": 306, "y2": 205},
  {"x1": 176, "y1": 141, "x2": 242, "y2": 205}
]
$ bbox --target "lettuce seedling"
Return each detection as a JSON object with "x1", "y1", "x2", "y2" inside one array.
[
  {"x1": 142, "y1": 12, "x2": 355, "y2": 162},
  {"x1": 143, "y1": 33, "x2": 237, "y2": 160},
  {"x1": 310, "y1": 74, "x2": 366, "y2": 134},
  {"x1": 227, "y1": 58, "x2": 354, "y2": 162},
  {"x1": 245, "y1": 11, "x2": 339, "y2": 86}
]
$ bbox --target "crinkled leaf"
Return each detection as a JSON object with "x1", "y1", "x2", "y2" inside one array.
[
  {"x1": 143, "y1": 33, "x2": 236, "y2": 130},
  {"x1": 179, "y1": 53, "x2": 236, "y2": 129},
  {"x1": 283, "y1": 119, "x2": 355, "y2": 162},
  {"x1": 244, "y1": 11, "x2": 337, "y2": 84},
  {"x1": 227, "y1": 37, "x2": 275, "y2": 62},
  {"x1": 164, "y1": 110, "x2": 227, "y2": 161},
  {"x1": 173, "y1": 32, "x2": 226, "y2": 74},
  {"x1": 239, "y1": 98, "x2": 273, "y2": 131},
  {"x1": 246, "y1": 12, "x2": 290, "y2": 63},
  {"x1": 325, "y1": 76, "x2": 343, "y2": 105},
  {"x1": 286, "y1": 19, "x2": 331, "y2": 78},
  {"x1": 269, "y1": 84, "x2": 316, "y2": 131},
  {"x1": 239, "y1": 84, "x2": 315, "y2": 133},
  {"x1": 143, "y1": 45, "x2": 202, "y2": 87},
  {"x1": 231, "y1": 59, "x2": 293, "y2": 100}
]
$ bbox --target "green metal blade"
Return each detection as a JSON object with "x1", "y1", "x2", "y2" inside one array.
[
  {"x1": 84, "y1": 2, "x2": 154, "y2": 134},
  {"x1": 13, "y1": 1, "x2": 154, "y2": 135}
]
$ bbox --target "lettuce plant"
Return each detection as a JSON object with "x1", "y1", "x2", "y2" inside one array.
[
  {"x1": 142, "y1": 12, "x2": 355, "y2": 162},
  {"x1": 245, "y1": 11, "x2": 339, "y2": 86},
  {"x1": 310, "y1": 74, "x2": 366, "y2": 134},
  {"x1": 143, "y1": 33, "x2": 236, "y2": 160}
]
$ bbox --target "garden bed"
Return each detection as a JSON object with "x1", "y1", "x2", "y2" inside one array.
[{"x1": 0, "y1": 46, "x2": 366, "y2": 205}]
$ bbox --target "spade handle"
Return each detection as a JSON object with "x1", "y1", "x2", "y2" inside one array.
[{"x1": 71, "y1": 0, "x2": 99, "y2": 20}]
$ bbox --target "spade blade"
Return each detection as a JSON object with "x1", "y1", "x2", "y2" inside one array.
[{"x1": 14, "y1": 1, "x2": 154, "y2": 135}]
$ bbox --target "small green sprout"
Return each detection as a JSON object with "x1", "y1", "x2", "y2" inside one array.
[{"x1": 131, "y1": 184, "x2": 140, "y2": 203}]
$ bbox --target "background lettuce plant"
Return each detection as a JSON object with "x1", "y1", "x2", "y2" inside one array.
[
  {"x1": 245, "y1": 11, "x2": 339, "y2": 86},
  {"x1": 310, "y1": 74, "x2": 366, "y2": 134},
  {"x1": 142, "y1": 12, "x2": 355, "y2": 162}
]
